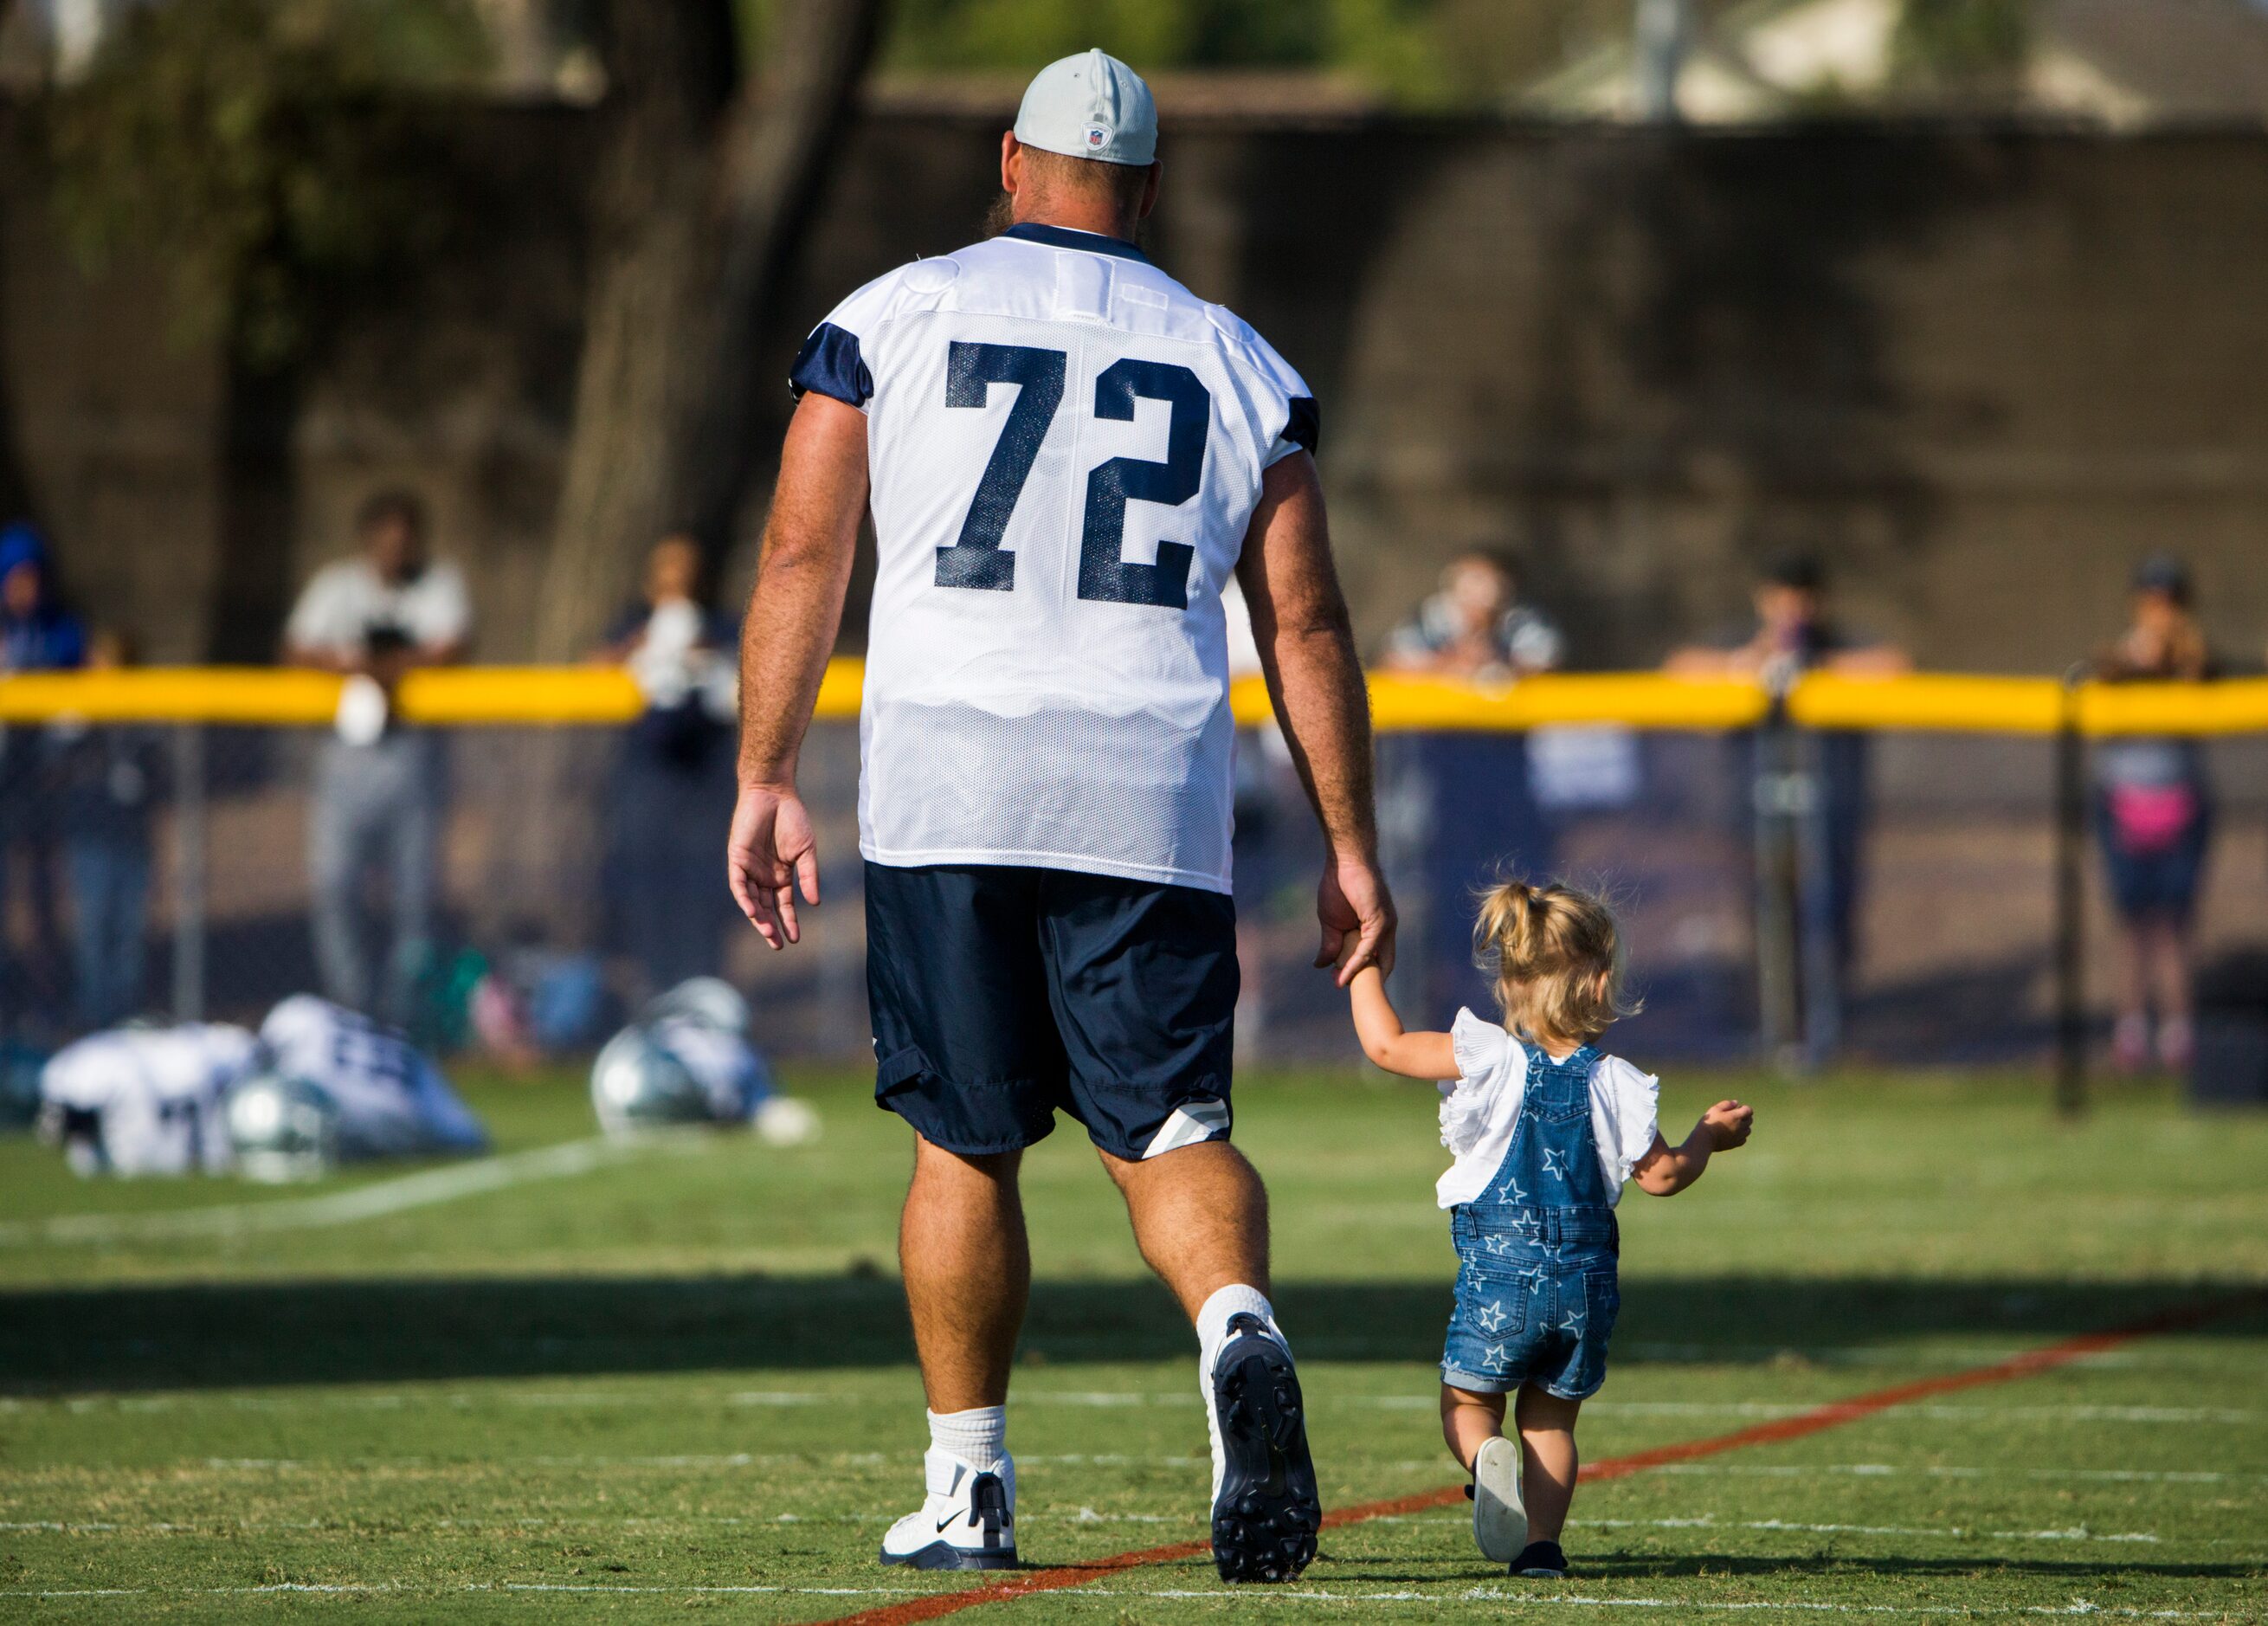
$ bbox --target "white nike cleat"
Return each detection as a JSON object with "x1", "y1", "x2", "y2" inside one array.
[
  {"x1": 879, "y1": 1447, "x2": 1018, "y2": 1571},
  {"x1": 1469, "y1": 1434, "x2": 1526, "y2": 1563}
]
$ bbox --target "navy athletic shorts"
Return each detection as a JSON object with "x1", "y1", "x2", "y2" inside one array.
[{"x1": 863, "y1": 861, "x2": 1238, "y2": 1163}]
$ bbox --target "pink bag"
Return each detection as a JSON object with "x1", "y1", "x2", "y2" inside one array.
[{"x1": 2109, "y1": 783, "x2": 2199, "y2": 855}]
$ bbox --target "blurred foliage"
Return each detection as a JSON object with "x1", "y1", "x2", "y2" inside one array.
[
  {"x1": 42, "y1": 0, "x2": 491, "y2": 369},
  {"x1": 1891, "y1": 0, "x2": 2032, "y2": 89},
  {"x1": 730, "y1": 0, "x2": 1646, "y2": 107}
]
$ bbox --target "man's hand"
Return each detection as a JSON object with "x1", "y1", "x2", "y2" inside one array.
[
  {"x1": 727, "y1": 782, "x2": 821, "y2": 949},
  {"x1": 1316, "y1": 854, "x2": 1395, "y2": 987},
  {"x1": 1699, "y1": 1100, "x2": 1754, "y2": 1151}
]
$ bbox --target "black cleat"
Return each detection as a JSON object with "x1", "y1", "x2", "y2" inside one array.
[
  {"x1": 1510, "y1": 1539, "x2": 1569, "y2": 1578},
  {"x1": 1207, "y1": 1313, "x2": 1322, "y2": 1583}
]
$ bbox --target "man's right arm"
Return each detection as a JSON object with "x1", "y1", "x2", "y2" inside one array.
[
  {"x1": 728, "y1": 391, "x2": 871, "y2": 949},
  {"x1": 1234, "y1": 449, "x2": 1395, "y2": 984}
]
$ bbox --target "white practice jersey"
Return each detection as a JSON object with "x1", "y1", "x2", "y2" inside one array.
[
  {"x1": 258, "y1": 996, "x2": 488, "y2": 1160},
  {"x1": 792, "y1": 222, "x2": 1318, "y2": 893},
  {"x1": 42, "y1": 1025, "x2": 259, "y2": 1177}
]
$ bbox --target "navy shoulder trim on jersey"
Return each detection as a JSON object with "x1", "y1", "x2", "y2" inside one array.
[
  {"x1": 789, "y1": 322, "x2": 873, "y2": 407},
  {"x1": 1283, "y1": 396, "x2": 1320, "y2": 456},
  {"x1": 1002, "y1": 221, "x2": 1151, "y2": 264}
]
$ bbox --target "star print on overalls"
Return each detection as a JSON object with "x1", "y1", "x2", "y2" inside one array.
[
  {"x1": 1476, "y1": 1300, "x2": 1510, "y2": 1334},
  {"x1": 1540, "y1": 1146, "x2": 1569, "y2": 1181},
  {"x1": 1482, "y1": 1341, "x2": 1511, "y2": 1367},
  {"x1": 1494, "y1": 1175, "x2": 1528, "y2": 1205},
  {"x1": 1556, "y1": 1306, "x2": 1586, "y2": 1337},
  {"x1": 1485, "y1": 1235, "x2": 1513, "y2": 1255}
]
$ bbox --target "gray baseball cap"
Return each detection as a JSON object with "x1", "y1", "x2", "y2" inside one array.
[{"x1": 1014, "y1": 48, "x2": 1157, "y2": 167}]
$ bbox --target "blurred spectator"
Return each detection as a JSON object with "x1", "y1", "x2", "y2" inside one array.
[
  {"x1": 2091, "y1": 554, "x2": 2215, "y2": 1073},
  {"x1": 0, "y1": 521, "x2": 85, "y2": 1029},
  {"x1": 591, "y1": 535, "x2": 737, "y2": 997},
  {"x1": 1664, "y1": 552, "x2": 1910, "y2": 686},
  {"x1": 0, "y1": 523, "x2": 87, "y2": 673},
  {"x1": 283, "y1": 490, "x2": 470, "y2": 1026},
  {"x1": 1666, "y1": 552, "x2": 1910, "y2": 1000},
  {"x1": 1382, "y1": 549, "x2": 1564, "y2": 1026},
  {"x1": 49, "y1": 629, "x2": 165, "y2": 1029},
  {"x1": 1382, "y1": 549, "x2": 1564, "y2": 679}
]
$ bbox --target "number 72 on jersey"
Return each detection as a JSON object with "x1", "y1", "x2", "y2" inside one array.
[{"x1": 932, "y1": 340, "x2": 1212, "y2": 611}]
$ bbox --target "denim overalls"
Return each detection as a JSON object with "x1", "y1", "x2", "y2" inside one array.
[{"x1": 1441, "y1": 1043, "x2": 1622, "y2": 1398}]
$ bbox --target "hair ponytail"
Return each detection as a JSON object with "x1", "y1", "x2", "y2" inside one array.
[{"x1": 1472, "y1": 879, "x2": 1636, "y2": 1045}]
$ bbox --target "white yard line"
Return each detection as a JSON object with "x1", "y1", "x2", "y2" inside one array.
[
  {"x1": 1651, "y1": 1463, "x2": 2257, "y2": 1484},
  {"x1": 0, "y1": 1137, "x2": 632, "y2": 1246},
  {"x1": 0, "y1": 1584, "x2": 2242, "y2": 1616},
  {"x1": 1582, "y1": 1401, "x2": 2258, "y2": 1425},
  {"x1": 0, "y1": 1515, "x2": 2182, "y2": 1545},
  {"x1": 1073, "y1": 1594, "x2": 2250, "y2": 1617},
  {"x1": 9, "y1": 1388, "x2": 2253, "y2": 1424}
]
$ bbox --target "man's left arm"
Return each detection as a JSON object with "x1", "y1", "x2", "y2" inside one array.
[
  {"x1": 728, "y1": 391, "x2": 871, "y2": 948},
  {"x1": 1234, "y1": 449, "x2": 1395, "y2": 984}
]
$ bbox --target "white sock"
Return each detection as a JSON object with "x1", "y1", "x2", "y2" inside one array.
[
  {"x1": 1196, "y1": 1283, "x2": 1288, "y2": 1376},
  {"x1": 927, "y1": 1405, "x2": 1007, "y2": 1472},
  {"x1": 1195, "y1": 1285, "x2": 1287, "y2": 1506}
]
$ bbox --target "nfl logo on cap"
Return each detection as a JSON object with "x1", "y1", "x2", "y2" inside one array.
[{"x1": 1013, "y1": 49, "x2": 1159, "y2": 167}]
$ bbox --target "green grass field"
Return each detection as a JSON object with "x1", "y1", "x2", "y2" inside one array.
[{"x1": 2, "y1": 1065, "x2": 2264, "y2": 1623}]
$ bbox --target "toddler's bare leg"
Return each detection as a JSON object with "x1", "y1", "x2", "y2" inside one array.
[
  {"x1": 1440, "y1": 1384, "x2": 1507, "y2": 1473},
  {"x1": 1513, "y1": 1384, "x2": 1583, "y2": 1542}
]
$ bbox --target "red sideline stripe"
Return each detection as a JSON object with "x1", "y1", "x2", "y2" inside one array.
[{"x1": 815, "y1": 1296, "x2": 2250, "y2": 1626}]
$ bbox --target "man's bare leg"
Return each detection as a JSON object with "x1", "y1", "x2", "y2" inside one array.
[
  {"x1": 1101, "y1": 1138, "x2": 1318, "y2": 1582},
  {"x1": 901, "y1": 1136, "x2": 1029, "y2": 1412},
  {"x1": 1098, "y1": 1139, "x2": 1269, "y2": 1312}
]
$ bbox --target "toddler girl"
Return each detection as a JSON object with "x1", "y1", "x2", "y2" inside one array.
[{"x1": 1347, "y1": 880, "x2": 1753, "y2": 1577}]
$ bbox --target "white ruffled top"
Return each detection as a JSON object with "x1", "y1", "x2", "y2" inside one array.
[{"x1": 1434, "y1": 1010, "x2": 1661, "y2": 1210}]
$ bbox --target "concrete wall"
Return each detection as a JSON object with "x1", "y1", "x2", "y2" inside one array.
[{"x1": 5, "y1": 105, "x2": 2265, "y2": 670}]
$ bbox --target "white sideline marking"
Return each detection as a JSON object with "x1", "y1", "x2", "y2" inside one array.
[
  {"x1": 1359, "y1": 1516, "x2": 2172, "y2": 1545},
  {"x1": 1588, "y1": 1517, "x2": 2164, "y2": 1545},
  {"x1": 4, "y1": 1514, "x2": 2198, "y2": 1546},
  {"x1": 0, "y1": 1584, "x2": 2241, "y2": 1616},
  {"x1": 0, "y1": 1584, "x2": 930, "y2": 1601},
  {"x1": 1615, "y1": 1341, "x2": 2168, "y2": 1368},
  {"x1": 1582, "y1": 1400, "x2": 2258, "y2": 1425},
  {"x1": 0, "y1": 1137, "x2": 628, "y2": 1245},
  {"x1": 1653, "y1": 1463, "x2": 2256, "y2": 1485},
  {"x1": 1081, "y1": 1594, "x2": 2243, "y2": 1617},
  {"x1": 11, "y1": 1388, "x2": 2252, "y2": 1424}
]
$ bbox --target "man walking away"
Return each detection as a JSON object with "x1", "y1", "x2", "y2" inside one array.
[
  {"x1": 727, "y1": 51, "x2": 1392, "y2": 1584},
  {"x1": 284, "y1": 491, "x2": 471, "y2": 1026}
]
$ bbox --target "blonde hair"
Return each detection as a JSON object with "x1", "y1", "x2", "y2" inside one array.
[{"x1": 1472, "y1": 880, "x2": 1637, "y2": 1046}]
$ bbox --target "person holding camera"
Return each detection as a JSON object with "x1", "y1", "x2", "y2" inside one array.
[{"x1": 283, "y1": 490, "x2": 471, "y2": 1025}]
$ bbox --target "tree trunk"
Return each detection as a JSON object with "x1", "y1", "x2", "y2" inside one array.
[
  {"x1": 528, "y1": 0, "x2": 737, "y2": 664},
  {"x1": 204, "y1": 352, "x2": 300, "y2": 661},
  {"x1": 675, "y1": 0, "x2": 886, "y2": 546},
  {"x1": 531, "y1": 0, "x2": 885, "y2": 663}
]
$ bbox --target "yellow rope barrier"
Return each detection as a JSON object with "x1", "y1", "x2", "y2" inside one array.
[{"x1": 0, "y1": 661, "x2": 2257, "y2": 736}]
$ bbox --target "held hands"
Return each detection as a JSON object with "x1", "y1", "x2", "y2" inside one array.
[
  {"x1": 1316, "y1": 855, "x2": 1396, "y2": 987},
  {"x1": 727, "y1": 781, "x2": 821, "y2": 949},
  {"x1": 1699, "y1": 1100, "x2": 1755, "y2": 1151}
]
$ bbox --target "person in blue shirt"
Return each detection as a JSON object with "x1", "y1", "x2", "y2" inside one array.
[
  {"x1": 0, "y1": 524, "x2": 87, "y2": 674},
  {"x1": 0, "y1": 523, "x2": 86, "y2": 1031}
]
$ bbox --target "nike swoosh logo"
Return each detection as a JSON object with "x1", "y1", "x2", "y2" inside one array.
[{"x1": 937, "y1": 1513, "x2": 964, "y2": 1533}]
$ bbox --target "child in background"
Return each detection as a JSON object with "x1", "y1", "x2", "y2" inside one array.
[{"x1": 1345, "y1": 880, "x2": 1753, "y2": 1578}]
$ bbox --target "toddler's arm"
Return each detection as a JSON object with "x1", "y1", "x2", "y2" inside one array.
[
  {"x1": 1631, "y1": 1100, "x2": 1754, "y2": 1196},
  {"x1": 1347, "y1": 965, "x2": 1458, "y2": 1080}
]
